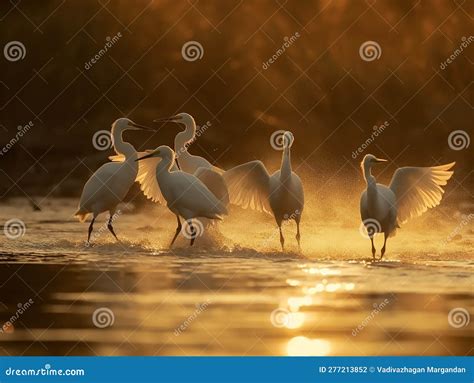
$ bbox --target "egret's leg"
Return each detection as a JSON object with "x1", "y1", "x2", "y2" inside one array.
[
  {"x1": 295, "y1": 218, "x2": 301, "y2": 251},
  {"x1": 169, "y1": 215, "x2": 182, "y2": 248},
  {"x1": 87, "y1": 216, "x2": 96, "y2": 244},
  {"x1": 189, "y1": 221, "x2": 196, "y2": 246},
  {"x1": 279, "y1": 225, "x2": 285, "y2": 251},
  {"x1": 370, "y1": 236, "x2": 376, "y2": 260},
  {"x1": 380, "y1": 233, "x2": 388, "y2": 260},
  {"x1": 107, "y1": 211, "x2": 119, "y2": 242}
]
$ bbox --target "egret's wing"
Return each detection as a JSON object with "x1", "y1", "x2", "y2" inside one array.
[
  {"x1": 109, "y1": 151, "x2": 165, "y2": 203},
  {"x1": 195, "y1": 167, "x2": 229, "y2": 206},
  {"x1": 172, "y1": 172, "x2": 228, "y2": 217},
  {"x1": 136, "y1": 157, "x2": 165, "y2": 204},
  {"x1": 223, "y1": 160, "x2": 271, "y2": 213},
  {"x1": 389, "y1": 162, "x2": 455, "y2": 224},
  {"x1": 109, "y1": 154, "x2": 125, "y2": 162}
]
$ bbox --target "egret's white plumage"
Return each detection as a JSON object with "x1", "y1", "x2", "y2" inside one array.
[
  {"x1": 153, "y1": 113, "x2": 229, "y2": 207},
  {"x1": 75, "y1": 118, "x2": 152, "y2": 243},
  {"x1": 134, "y1": 156, "x2": 176, "y2": 205},
  {"x1": 223, "y1": 131, "x2": 304, "y2": 250},
  {"x1": 359, "y1": 154, "x2": 455, "y2": 259},
  {"x1": 136, "y1": 145, "x2": 228, "y2": 246}
]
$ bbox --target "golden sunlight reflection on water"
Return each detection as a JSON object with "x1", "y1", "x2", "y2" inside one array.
[
  {"x1": 287, "y1": 336, "x2": 332, "y2": 356},
  {"x1": 0, "y1": 199, "x2": 472, "y2": 356},
  {"x1": 284, "y1": 312, "x2": 305, "y2": 329}
]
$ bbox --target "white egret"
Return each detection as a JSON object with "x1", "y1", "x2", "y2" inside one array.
[
  {"x1": 223, "y1": 131, "x2": 304, "y2": 250},
  {"x1": 359, "y1": 154, "x2": 455, "y2": 259},
  {"x1": 153, "y1": 113, "x2": 229, "y2": 206},
  {"x1": 74, "y1": 118, "x2": 153, "y2": 244},
  {"x1": 136, "y1": 145, "x2": 228, "y2": 246}
]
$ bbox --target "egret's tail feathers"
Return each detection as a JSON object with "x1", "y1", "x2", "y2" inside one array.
[
  {"x1": 201, "y1": 213, "x2": 225, "y2": 221},
  {"x1": 219, "y1": 203, "x2": 228, "y2": 216},
  {"x1": 206, "y1": 199, "x2": 228, "y2": 217},
  {"x1": 74, "y1": 209, "x2": 90, "y2": 223},
  {"x1": 215, "y1": 202, "x2": 228, "y2": 216}
]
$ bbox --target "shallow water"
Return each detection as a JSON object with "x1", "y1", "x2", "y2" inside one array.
[{"x1": 0, "y1": 198, "x2": 472, "y2": 356}]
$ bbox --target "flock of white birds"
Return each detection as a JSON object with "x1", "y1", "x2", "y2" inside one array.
[{"x1": 75, "y1": 115, "x2": 455, "y2": 259}]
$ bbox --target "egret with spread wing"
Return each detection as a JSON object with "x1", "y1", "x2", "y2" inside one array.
[
  {"x1": 74, "y1": 118, "x2": 153, "y2": 244},
  {"x1": 223, "y1": 131, "x2": 304, "y2": 251},
  {"x1": 136, "y1": 145, "x2": 228, "y2": 247},
  {"x1": 359, "y1": 154, "x2": 455, "y2": 259},
  {"x1": 153, "y1": 113, "x2": 229, "y2": 207}
]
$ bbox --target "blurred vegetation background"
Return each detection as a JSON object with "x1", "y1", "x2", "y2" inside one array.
[{"x1": 0, "y1": 0, "x2": 472, "y2": 207}]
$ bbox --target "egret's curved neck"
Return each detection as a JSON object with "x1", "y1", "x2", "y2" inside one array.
[
  {"x1": 156, "y1": 156, "x2": 174, "y2": 176},
  {"x1": 112, "y1": 128, "x2": 136, "y2": 159},
  {"x1": 363, "y1": 162, "x2": 377, "y2": 196},
  {"x1": 280, "y1": 146, "x2": 292, "y2": 182},
  {"x1": 174, "y1": 121, "x2": 196, "y2": 160}
]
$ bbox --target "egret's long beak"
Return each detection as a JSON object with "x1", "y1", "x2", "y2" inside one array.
[
  {"x1": 128, "y1": 122, "x2": 154, "y2": 131},
  {"x1": 136, "y1": 150, "x2": 159, "y2": 162},
  {"x1": 374, "y1": 158, "x2": 388, "y2": 163},
  {"x1": 153, "y1": 115, "x2": 180, "y2": 124}
]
